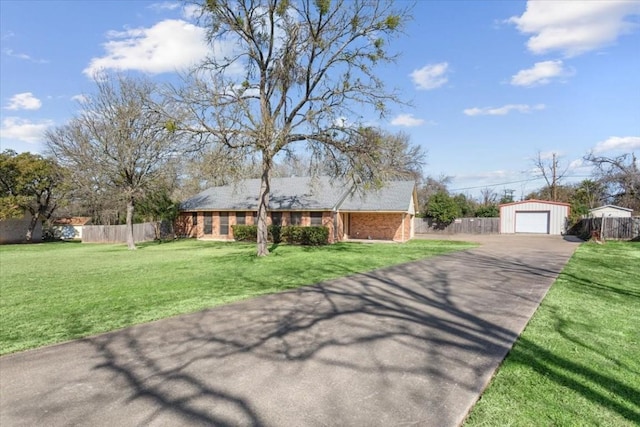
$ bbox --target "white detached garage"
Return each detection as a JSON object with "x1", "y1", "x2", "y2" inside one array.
[{"x1": 500, "y1": 200, "x2": 570, "y2": 235}]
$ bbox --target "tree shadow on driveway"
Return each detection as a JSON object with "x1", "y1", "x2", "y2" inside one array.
[{"x1": 69, "y1": 245, "x2": 602, "y2": 426}]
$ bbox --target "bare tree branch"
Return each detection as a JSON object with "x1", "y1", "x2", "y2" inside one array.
[
  {"x1": 46, "y1": 74, "x2": 187, "y2": 249},
  {"x1": 168, "y1": 0, "x2": 416, "y2": 256},
  {"x1": 584, "y1": 151, "x2": 639, "y2": 211}
]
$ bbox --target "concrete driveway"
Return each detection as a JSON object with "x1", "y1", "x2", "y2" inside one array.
[{"x1": 0, "y1": 235, "x2": 581, "y2": 426}]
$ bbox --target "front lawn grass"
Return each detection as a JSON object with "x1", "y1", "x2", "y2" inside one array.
[
  {"x1": 0, "y1": 238, "x2": 475, "y2": 355},
  {"x1": 465, "y1": 241, "x2": 640, "y2": 427}
]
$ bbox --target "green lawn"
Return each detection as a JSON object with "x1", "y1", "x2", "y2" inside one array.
[
  {"x1": 465, "y1": 241, "x2": 640, "y2": 427},
  {"x1": 0, "y1": 238, "x2": 475, "y2": 355}
]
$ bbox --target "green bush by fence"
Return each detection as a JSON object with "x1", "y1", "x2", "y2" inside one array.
[{"x1": 231, "y1": 224, "x2": 329, "y2": 245}]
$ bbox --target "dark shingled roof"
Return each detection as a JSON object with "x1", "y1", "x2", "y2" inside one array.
[
  {"x1": 340, "y1": 180, "x2": 416, "y2": 212},
  {"x1": 181, "y1": 176, "x2": 415, "y2": 213}
]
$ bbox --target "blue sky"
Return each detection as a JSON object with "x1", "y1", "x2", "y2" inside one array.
[{"x1": 1, "y1": 0, "x2": 639, "y2": 199}]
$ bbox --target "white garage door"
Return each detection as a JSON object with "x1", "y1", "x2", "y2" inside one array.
[{"x1": 515, "y1": 211, "x2": 549, "y2": 234}]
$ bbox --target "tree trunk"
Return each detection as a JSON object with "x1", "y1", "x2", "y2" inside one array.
[
  {"x1": 25, "y1": 211, "x2": 39, "y2": 242},
  {"x1": 256, "y1": 155, "x2": 272, "y2": 257},
  {"x1": 126, "y1": 196, "x2": 136, "y2": 250}
]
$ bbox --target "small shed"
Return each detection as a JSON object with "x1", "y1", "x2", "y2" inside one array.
[
  {"x1": 500, "y1": 199, "x2": 570, "y2": 235},
  {"x1": 52, "y1": 217, "x2": 92, "y2": 240},
  {"x1": 588, "y1": 205, "x2": 633, "y2": 218}
]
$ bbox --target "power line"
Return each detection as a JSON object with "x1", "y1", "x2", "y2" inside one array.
[
  {"x1": 449, "y1": 177, "x2": 541, "y2": 192},
  {"x1": 448, "y1": 175, "x2": 593, "y2": 192}
]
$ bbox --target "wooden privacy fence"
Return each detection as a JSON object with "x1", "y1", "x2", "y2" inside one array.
[
  {"x1": 414, "y1": 217, "x2": 500, "y2": 234},
  {"x1": 82, "y1": 222, "x2": 158, "y2": 243},
  {"x1": 569, "y1": 217, "x2": 640, "y2": 240}
]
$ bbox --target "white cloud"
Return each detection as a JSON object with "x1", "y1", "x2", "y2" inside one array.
[
  {"x1": 148, "y1": 2, "x2": 180, "y2": 12},
  {"x1": 511, "y1": 60, "x2": 574, "y2": 87},
  {"x1": 0, "y1": 117, "x2": 53, "y2": 144},
  {"x1": 593, "y1": 136, "x2": 640, "y2": 153},
  {"x1": 410, "y1": 62, "x2": 449, "y2": 90},
  {"x1": 148, "y1": 2, "x2": 200, "y2": 20},
  {"x1": 508, "y1": 1, "x2": 640, "y2": 57},
  {"x1": 71, "y1": 94, "x2": 88, "y2": 103},
  {"x1": 84, "y1": 19, "x2": 210, "y2": 77},
  {"x1": 5, "y1": 92, "x2": 42, "y2": 110},
  {"x1": 463, "y1": 104, "x2": 545, "y2": 116},
  {"x1": 569, "y1": 158, "x2": 585, "y2": 170},
  {"x1": 390, "y1": 114, "x2": 425, "y2": 127},
  {"x1": 182, "y1": 4, "x2": 202, "y2": 20},
  {"x1": 3, "y1": 49, "x2": 30, "y2": 60},
  {"x1": 3, "y1": 48, "x2": 48, "y2": 64}
]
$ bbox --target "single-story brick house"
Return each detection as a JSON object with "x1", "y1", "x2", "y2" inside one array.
[{"x1": 177, "y1": 176, "x2": 418, "y2": 243}]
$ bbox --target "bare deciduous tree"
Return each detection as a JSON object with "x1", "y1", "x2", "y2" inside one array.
[
  {"x1": 584, "y1": 151, "x2": 640, "y2": 211},
  {"x1": 169, "y1": 0, "x2": 414, "y2": 256},
  {"x1": 533, "y1": 151, "x2": 569, "y2": 201},
  {"x1": 479, "y1": 187, "x2": 497, "y2": 206},
  {"x1": 46, "y1": 75, "x2": 185, "y2": 249}
]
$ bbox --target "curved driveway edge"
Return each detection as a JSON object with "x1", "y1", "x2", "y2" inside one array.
[{"x1": 0, "y1": 235, "x2": 581, "y2": 426}]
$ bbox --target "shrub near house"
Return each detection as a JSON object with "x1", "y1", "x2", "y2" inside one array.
[{"x1": 232, "y1": 224, "x2": 329, "y2": 245}]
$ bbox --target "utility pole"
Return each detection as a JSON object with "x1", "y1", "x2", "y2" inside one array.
[{"x1": 552, "y1": 152, "x2": 557, "y2": 201}]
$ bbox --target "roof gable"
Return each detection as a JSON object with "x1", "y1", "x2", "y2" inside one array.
[
  {"x1": 588, "y1": 205, "x2": 633, "y2": 212},
  {"x1": 340, "y1": 181, "x2": 416, "y2": 212},
  {"x1": 499, "y1": 199, "x2": 571, "y2": 208}
]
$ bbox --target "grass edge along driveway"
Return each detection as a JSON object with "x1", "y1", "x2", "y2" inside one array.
[
  {"x1": 0, "y1": 239, "x2": 476, "y2": 355},
  {"x1": 464, "y1": 241, "x2": 640, "y2": 427}
]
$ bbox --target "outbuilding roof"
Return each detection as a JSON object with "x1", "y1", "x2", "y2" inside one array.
[
  {"x1": 52, "y1": 217, "x2": 92, "y2": 226},
  {"x1": 498, "y1": 199, "x2": 571, "y2": 208},
  {"x1": 588, "y1": 205, "x2": 633, "y2": 212},
  {"x1": 181, "y1": 176, "x2": 415, "y2": 213}
]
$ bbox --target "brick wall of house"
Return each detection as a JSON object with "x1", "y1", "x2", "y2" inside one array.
[
  {"x1": 349, "y1": 212, "x2": 406, "y2": 241},
  {"x1": 335, "y1": 212, "x2": 345, "y2": 242},
  {"x1": 395, "y1": 213, "x2": 413, "y2": 242},
  {"x1": 178, "y1": 210, "x2": 339, "y2": 242},
  {"x1": 322, "y1": 212, "x2": 335, "y2": 243},
  {"x1": 175, "y1": 212, "x2": 197, "y2": 237}
]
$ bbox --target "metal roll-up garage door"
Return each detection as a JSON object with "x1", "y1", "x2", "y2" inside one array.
[{"x1": 515, "y1": 211, "x2": 549, "y2": 233}]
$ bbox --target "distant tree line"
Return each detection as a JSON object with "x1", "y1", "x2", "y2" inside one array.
[{"x1": 3, "y1": 145, "x2": 637, "y2": 242}]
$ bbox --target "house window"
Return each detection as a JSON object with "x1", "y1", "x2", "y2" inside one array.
[
  {"x1": 310, "y1": 212, "x2": 323, "y2": 226},
  {"x1": 290, "y1": 212, "x2": 302, "y2": 225},
  {"x1": 236, "y1": 213, "x2": 246, "y2": 225},
  {"x1": 271, "y1": 212, "x2": 282, "y2": 226},
  {"x1": 219, "y1": 212, "x2": 229, "y2": 235},
  {"x1": 191, "y1": 212, "x2": 198, "y2": 226},
  {"x1": 203, "y1": 212, "x2": 212, "y2": 234}
]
